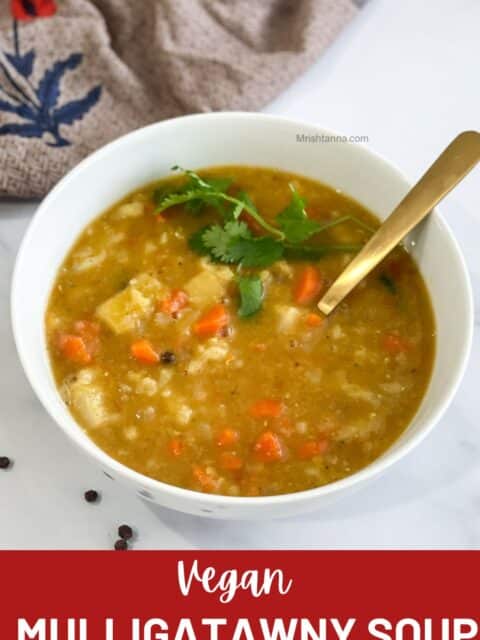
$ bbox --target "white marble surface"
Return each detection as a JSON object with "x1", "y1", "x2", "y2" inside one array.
[{"x1": 1, "y1": 0, "x2": 479, "y2": 549}]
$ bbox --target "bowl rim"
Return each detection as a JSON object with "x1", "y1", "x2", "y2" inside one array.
[{"x1": 11, "y1": 111, "x2": 474, "y2": 509}]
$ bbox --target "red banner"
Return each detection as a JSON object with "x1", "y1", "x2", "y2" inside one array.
[{"x1": 2, "y1": 552, "x2": 479, "y2": 640}]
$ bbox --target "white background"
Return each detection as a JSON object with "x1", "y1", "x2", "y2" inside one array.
[{"x1": 1, "y1": 0, "x2": 479, "y2": 549}]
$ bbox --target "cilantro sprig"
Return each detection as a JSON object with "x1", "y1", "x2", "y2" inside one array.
[
  {"x1": 155, "y1": 167, "x2": 373, "y2": 271},
  {"x1": 156, "y1": 167, "x2": 284, "y2": 239},
  {"x1": 152, "y1": 167, "x2": 377, "y2": 317}
]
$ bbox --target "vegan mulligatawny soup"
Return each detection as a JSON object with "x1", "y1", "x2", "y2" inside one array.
[{"x1": 46, "y1": 166, "x2": 435, "y2": 496}]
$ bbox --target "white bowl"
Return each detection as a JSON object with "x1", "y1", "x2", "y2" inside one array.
[{"x1": 11, "y1": 113, "x2": 473, "y2": 519}]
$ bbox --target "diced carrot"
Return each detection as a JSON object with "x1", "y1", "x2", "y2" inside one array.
[
  {"x1": 249, "y1": 398, "x2": 285, "y2": 419},
  {"x1": 217, "y1": 428, "x2": 239, "y2": 448},
  {"x1": 168, "y1": 438, "x2": 184, "y2": 457},
  {"x1": 130, "y1": 339, "x2": 159, "y2": 364},
  {"x1": 305, "y1": 313, "x2": 324, "y2": 327},
  {"x1": 294, "y1": 266, "x2": 323, "y2": 304},
  {"x1": 159, "y1": 289, "x2": 189, "y2": 316},
  {"x1": 192, "y1": 465, "x2": 219, "y2": 493},
  {"x1": 193, "y1": 304, "x2": 229, "y2": 338},
  {"x1": 57, "y1": 334, "x2": 92, "y2": 365},
  {"x1": 73, "y1": 320, "x2": 101, "y2": 356},
  {"x1": 382, "y1": 333, "x2": 409, "y2": 355},
  {"x1": 219, "y1": 451, "x2": 243, "y2": 471},
  {"x1": 253, "y1": 431, "x2": 284, "y2": 462},
  {"x1": 297, "y1": 439, "x2": 329, "y2": 460},
  {"x1": 156, "y1": 213, "x2": 166, "y2": 223}
]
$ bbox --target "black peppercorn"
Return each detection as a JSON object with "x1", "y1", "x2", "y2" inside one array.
[
  {"x1": 0, "y1": 456, "x2": 11, "y2": 469},
  {"x1": 84, "y1": 489, "x2": 99, "y2": 503},
  {"x1": 114, "y1": 538, "x2": 128, "y2": 551},
  {"x1": 118, "y1": 524, "x2": 133, "y2": 540},
  {"x1": 160, "y1": 351, "x2": 176, "y2": 364}
]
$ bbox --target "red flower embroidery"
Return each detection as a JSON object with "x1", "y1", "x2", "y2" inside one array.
[{"x1": 11, "y1": 0, "x2": 57, "y2": 21}]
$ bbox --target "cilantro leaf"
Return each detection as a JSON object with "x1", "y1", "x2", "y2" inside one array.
[
  {"x1": 152, "y1": 185, "x2": 174, "y2": 205},
  {"x1": 155, "y1": 188, "x2": 207, "y2": 211},
  {"x1": 184, "y1": 176, "x2": 232, "y2": 215},
  {"x1": 227, "y1": 236, "x2": 284, "y2": 267},
  {"x1": 276, "y1": 187, "x2": 321, "y2": 244},
  {"x1": 156, "y1": 187, "x2": 228, "y2": 216},
  {"x1": 188, "y1": 225, "x2": 215, "y2": 256},
  {"x1": 201, "y1": 221, "x2": 283, "y2": 267},
  {"x1": 202, "y1": 221, "x2": 251, "y2": 262},
  {"x1": 203, "y1": 177, "x2": 232, "y2": 193},
  {"x1": 153, "y1": 169, "x2": 229, "y2": 206},
  {"x1": 238, "y1": 275, "x2": 264, "y2": 317},
  {"x1": 156, "y1": 168, "x2": 232, "y2": 215},
  {"x1": 173, "y1": 166, "x2": 231, "y2": 194}
]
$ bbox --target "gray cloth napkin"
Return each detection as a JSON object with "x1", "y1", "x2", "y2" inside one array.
[{"x1": 0, "y1": 0, "x2": 361, "y2": 198}]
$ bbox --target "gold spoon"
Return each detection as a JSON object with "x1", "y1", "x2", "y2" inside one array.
[{"x1": 318, "y1": 130, "x2": 480, "y2": 315}]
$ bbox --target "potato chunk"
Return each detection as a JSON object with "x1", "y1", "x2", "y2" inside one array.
[
  {"x1": 96, "y1": 273, "x2": 165, "y2": 334},
  {"x1": 274, "y1": 304, "x2": 301, "y2": 334},
  {"x1": 184, "y1": 264, "x2": 233, "y2": 307},
  {"x1": 130, "y1": 273, "x2": 165, "y2": 298},
  {"x1": 72, "y1": 248, "x2": 107, "y2": 273},
  {"x1": 186, "y1": 338, "x2": 230, "y2": 374},
  {"x1": 113, "y1": 202, "x2": 145, "y2": 219},
  {"x1": 61, "y1": 368, "x2": 112, "y2": 428}
]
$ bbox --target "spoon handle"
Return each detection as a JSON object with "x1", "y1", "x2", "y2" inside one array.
[{"x1": 318, "y1": 130, "x2": 480, "y2": 315}]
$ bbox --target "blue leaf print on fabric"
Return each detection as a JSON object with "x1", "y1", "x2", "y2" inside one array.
[
  {"x1": 53, "y1": 85, "x2": 102, "y2": 125},
  {"x1": 0, "y1": 19, "x2": 102, "y2": 147},
  {"x1": 0, "y1": 121, "x2": 44, "y2": 138},
  {"x1": 5, "y1": 49, "x2": 35, "y2": 77},
  {"x1": 0, "y1": 98, "x2": 37, "y2": 120},
  {"x1": 36, "y1": 52, "x2": 82, "y2": 110}
]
